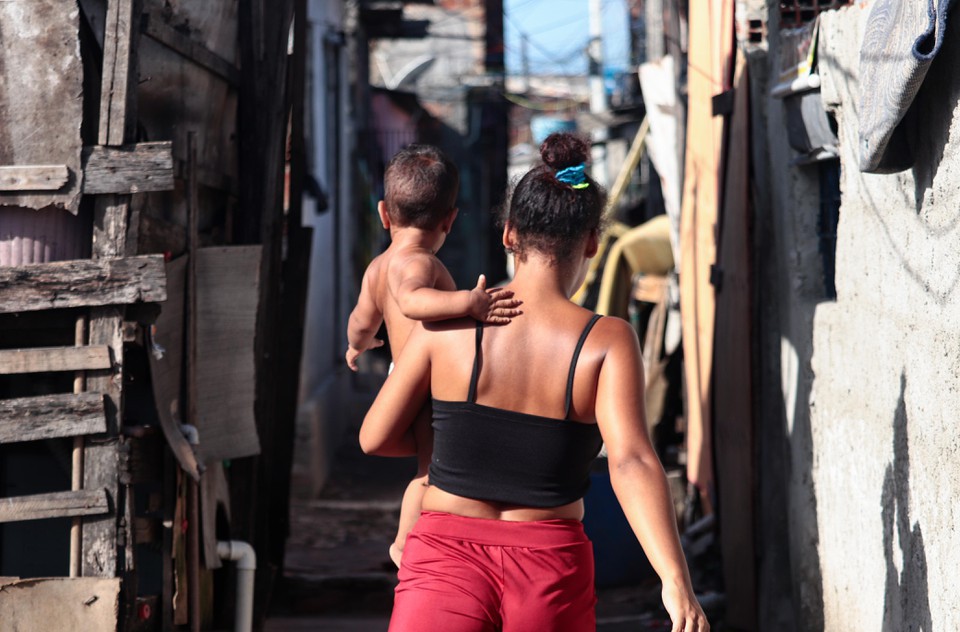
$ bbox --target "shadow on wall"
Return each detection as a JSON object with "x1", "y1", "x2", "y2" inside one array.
[
  {"x1": 881, "y1": 372, "x2": 931, "y2": 631},
  {"x1": 776, "y1": 292, "x2": 826, "y2": 632},
  {"x1": 911, "y1": 9, "x2": 960, "y2": 214},
  {"x1": 747, "y1": 44, "x2": 827, "y2": 631}
]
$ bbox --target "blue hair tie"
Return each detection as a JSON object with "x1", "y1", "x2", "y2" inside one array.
[{"x1": 554, "y1": 164, "x2": 589, "y2": 189}]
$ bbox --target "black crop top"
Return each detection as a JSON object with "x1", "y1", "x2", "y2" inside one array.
[{"x1": 429, "y1": 315, "x2": 604, "y2": 508}]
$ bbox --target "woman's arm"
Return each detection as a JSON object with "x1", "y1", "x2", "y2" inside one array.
[
  {"x1": 594, "y1": 318, "x2": 709, "y2": 632},
  {"x1": 359, "y1": 325, "x2": 432, "y2": 457}
]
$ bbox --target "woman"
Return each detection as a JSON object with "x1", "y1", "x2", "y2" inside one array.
[{"x1": 360, "y1": 132, "x2": 708, "y2": 632}]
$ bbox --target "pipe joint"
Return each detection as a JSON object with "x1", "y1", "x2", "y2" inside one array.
[{"x1": 217, "y1": 539, "x2": 257, "y2": 571}]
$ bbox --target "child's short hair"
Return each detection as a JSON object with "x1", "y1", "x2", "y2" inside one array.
[{"x1": 383, "y1": 144, "x2": 459, "y2": 229}]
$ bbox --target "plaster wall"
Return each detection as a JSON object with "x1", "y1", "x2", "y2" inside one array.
[
  {"x1": 756, "y1": 3, "x2": 960, "y2": 629},
  {"x1": 812, "y1": 6, "x2": 960, "y2": 630}
]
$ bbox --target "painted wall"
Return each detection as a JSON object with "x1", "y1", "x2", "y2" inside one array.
[
  {"x1": 296, "y1": 0, "x2": 355, "y2": 494},
  {"x1": 755, "y1": 3, "x2": 960, "y2": 630}
]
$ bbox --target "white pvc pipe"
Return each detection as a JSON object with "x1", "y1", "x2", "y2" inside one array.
[{"x1": 217, "y1": 540, "x2": 256, "y2": 632}]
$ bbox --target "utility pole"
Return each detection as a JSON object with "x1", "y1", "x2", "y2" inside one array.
[
  {"x1": 588, "y1": 0, "x2": 608, "y2": 187},
  {"x1": 521, "y1": 33, "x2": 530, "y2": 93},
  {"x1": 588, "y1": 0, "x2": 606, "y2": 115}
]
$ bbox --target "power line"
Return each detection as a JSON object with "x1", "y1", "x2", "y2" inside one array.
[
  {"x1": 505, "y1": 12, "x2": 578, "y2": 67},
  {"x1": 524, "y1": 14, "x2": 586, "y2": 36}
]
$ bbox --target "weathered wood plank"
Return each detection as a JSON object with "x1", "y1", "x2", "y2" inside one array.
[
  {"x1": 0, "y1": 489, "x2": 109, "y2": 523},
  {"x1": 0, "y1": 393, "x2": 107, "y2": 444},
  {"x1": 0, "y1": 346, "x2": 111, "y2": 375},
  {"x1": 142, "y1": 9, "x2": 241, "y2": 86},
  {"x1": 82, "y1": 142, "x2": 174, "y2": 194},
  {"x1": 0, "y1": 255, "x2": 167, "y2": 313},
  {"x1": 0, "y1": 165, "x2": 69, "y2": 191},
  {"x1": 99, "y1": 0, "x2": 141, "y2": 145}
]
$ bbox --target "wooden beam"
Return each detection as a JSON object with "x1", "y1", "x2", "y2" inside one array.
[
  {"x1": 82, "y1": 142, "x2": 174, "y2": 194},
  {"x1": 0, "y1": 346, "x2": 112, "y2": 375},
  {"x1": 142, "y1": 10, "x2": 241, "y2": 86},
  {"x1": 0, "y1": 490, "x2": 110, "y2": 523},
  {"x1": 86, "y1": 0, "x2": 143, "y2": 581},
  {"x1": 0, "y1": 255, "x2": 167, "y2": 314},
  {"x1": 0, "y1": 393, "x2": 107, "y2": 444},
  {"x1": 0, "y1": 165, "x2": 69, "y2": 191},
  {"x1": 99, "y1": 0, "x2": 141, "y2": 145}
]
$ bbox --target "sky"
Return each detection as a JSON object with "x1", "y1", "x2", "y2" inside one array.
[{"x1": 503, "y1": 0, "x2": 632, "y2": 76}]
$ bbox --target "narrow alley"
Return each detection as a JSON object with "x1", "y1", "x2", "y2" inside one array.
[{"x1": 1, "y1": 0, "x2": 959, "y2": 630}]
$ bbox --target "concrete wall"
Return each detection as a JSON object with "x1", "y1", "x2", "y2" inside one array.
[
  {"x1": 755, "y1": 2, "x2": 960, "y2": 630},
  {"x1": 751, "y1": 32, "x2": 826, "y2": 631}
]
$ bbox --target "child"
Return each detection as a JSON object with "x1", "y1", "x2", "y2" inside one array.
[{"x1": 345, "y1": 144, "x2": 521, "y2": 568}]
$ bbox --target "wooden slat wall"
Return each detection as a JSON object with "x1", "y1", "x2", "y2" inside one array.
[
  {"x1": 0, "y1": 346, "x2": 111, "y2": 375},
  {"x1": 0, "y1": 393, "x2": 107, "y2": 443},
  {"x1": 0, "y1": 255, "x2": 167, "y2": 313},
  {"x1": 0, "y1": 490, "x2": 109, "y2": 523},
  {"x1": 81, "y1": 142, "x2": 175, "y2": 194}
]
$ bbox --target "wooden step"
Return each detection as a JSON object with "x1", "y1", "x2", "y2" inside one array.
[
  {"x1": 0, "y1": 346, "x2": 112, "y2": 375},
  {"x1": 81, "y1": 141, "x2": 175, "y2": 195},
  {"x1": 0, "y1": 255, "x2": 167, "y2": 313},
  {"x1": 0, "y1": 489, "x2": 109, "y2": 523},
  {"x1": 0, "y1": 393, "x2": 107, "y2": 443}
]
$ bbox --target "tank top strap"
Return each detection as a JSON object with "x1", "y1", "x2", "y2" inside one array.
[
  {"x1": 564, "y1": 314, "x2": 603, "y2": 419},
  {"x1": 467, "y1": 320, "x2": 484, "y2": 403}
]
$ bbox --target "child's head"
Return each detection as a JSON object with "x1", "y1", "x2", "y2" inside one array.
[{"x1": 383, "y1": 144, "x2": 460, "y2": 230}]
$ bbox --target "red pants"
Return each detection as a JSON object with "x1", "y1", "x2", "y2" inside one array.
[{"x1": 389, "y1": 511, "x2": 597, "y2": 632}]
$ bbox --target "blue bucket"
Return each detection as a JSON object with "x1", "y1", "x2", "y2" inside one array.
[{"x1": 582, "y1": 470, "x2": 655, "y2": 587}]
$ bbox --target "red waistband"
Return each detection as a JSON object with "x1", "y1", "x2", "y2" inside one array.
[{"x1": 414, "y1": 511, "x2": 588, "y2": 547}]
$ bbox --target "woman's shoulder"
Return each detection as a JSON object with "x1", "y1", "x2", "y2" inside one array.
[
  {"x1": 423, "y1": 316, "x2": 478, "y2": 335},
  {"x1": 589, "y1": 314, "x2": 641, "y2": 352},
  {"x1": 411, "y1": 317, "x2": 478, "y2": 350}
]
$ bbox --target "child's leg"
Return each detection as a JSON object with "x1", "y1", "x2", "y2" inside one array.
[{"x1": 391, "y1": 403, "x2": 434, "y2": 568}]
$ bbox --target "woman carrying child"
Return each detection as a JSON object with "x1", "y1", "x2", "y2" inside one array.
[{"x1": 361, "y1": 133, "x2": 708, "y2": 632}]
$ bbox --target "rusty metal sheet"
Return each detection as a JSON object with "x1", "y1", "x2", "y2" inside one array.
[{"x1": 0, "y1": 2, "x2": 84, "y2": 213}]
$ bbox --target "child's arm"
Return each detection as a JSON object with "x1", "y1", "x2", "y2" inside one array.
[
  {"x1": 345, "y1": 268, "x2": 385, "y2": 371},
  {"x1": 394, "y1": 258, "x2": 521, "y2": 323}
]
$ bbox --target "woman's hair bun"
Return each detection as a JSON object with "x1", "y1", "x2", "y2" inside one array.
[{"x1": 539, "y1": 132, "x2": 590, "y2": 170}]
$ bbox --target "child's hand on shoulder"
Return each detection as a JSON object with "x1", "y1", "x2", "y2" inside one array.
[
  {"x1": 468, "y1": 274, "x2": 523, "y2": 325},
  {"x1": 346, "y1": 338, "x2": 385, "y2": 372}
]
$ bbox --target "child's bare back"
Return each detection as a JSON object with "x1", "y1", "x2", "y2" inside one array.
[
  {"x1": 347, "y1": 242, "x2": 518, "y2": 371},
  {"x1": 365, "y1": 245, "x2": 458, "y2": 363}
]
